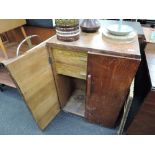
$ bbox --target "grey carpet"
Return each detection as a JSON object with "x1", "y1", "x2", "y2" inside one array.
[{"x1": 0, "y1": 86, "x2": 117, "y2": 135}]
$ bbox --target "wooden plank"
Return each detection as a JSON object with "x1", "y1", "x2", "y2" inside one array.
[
  {"x1": 53, "y1": 48, "x2": 87, "y2": 67},
  {"x1": 0, "y1": 19, "x2": 26, "y2": 34},
  {"x1": 20, "y1": 26, "x2": 32, "y2": 48},
  {"x1": 6, "y1": 26, "x2": 56, "y2": 44},
  {"x1": 4, "y1": 43, "x2": 60, "y2": 129},
  {"x1": 52, "y1": 48, "x2": 87, "y2": 79},
  {"x1": 55, "y1": 62, "x2": 87, "y2": 80},
  {"x1": 0, "y1": 36, "x2": 8, "y2": 58},
  {"x1": 0, "y1": 42, "x2": 29, "y2": 62},
  {"x1": 48, "y1": 46, "x2": 73, "y2": 108},
  {"x1": 86, "y1": 52, "x2": 140, "y2": 127}
]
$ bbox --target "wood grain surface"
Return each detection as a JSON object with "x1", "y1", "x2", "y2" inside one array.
[
  {"x1": 52, "y1": 48, "x2": 87, "y2": 67},
  {"x1": 47, "y1": 28, "x2": 140, "y2": 59},
  {"x1": 3, "y1": 41, "x2": 60, "y2": 129},
  {"x1": 52, "y1": 48, "x2": 87, "y2": 79},
  {"x1": 0, "y1": 19, "x2": 26, "y2": 34},
  {"x1": 86, "y1": 51, "x2": 140, "y2": 127}
]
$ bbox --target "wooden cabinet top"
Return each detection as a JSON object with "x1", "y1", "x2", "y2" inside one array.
[{"x1": 47, "y1": 24, "x2": 141, "y2": 59}]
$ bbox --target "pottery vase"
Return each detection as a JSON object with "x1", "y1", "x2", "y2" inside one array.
[
  {"x1": 55, "y1": 19, "x2": 80, "y2": 42},
  {"x1": 80, "y1": 19, "x2": 100, "y2": 33}
]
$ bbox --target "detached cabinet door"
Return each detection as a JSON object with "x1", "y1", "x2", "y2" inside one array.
[
  {"x1": 4, "y1": 44, "x2": 60, "y2": 129},
  {"x1": 86, "y1": 52, "x2": 140, "y2": 127}
]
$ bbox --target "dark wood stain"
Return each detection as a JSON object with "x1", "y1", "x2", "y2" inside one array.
[{"x1": 86, "y1": 52, "x2": 140, "y2": 127}]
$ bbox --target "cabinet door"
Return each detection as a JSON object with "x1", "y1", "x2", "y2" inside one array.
[
  {"x1": 86, "y1": 52, "x2": 140, "y2": 127},
  {"x1": 3, "y1": 43, "x2": 60, "y2": 130}
]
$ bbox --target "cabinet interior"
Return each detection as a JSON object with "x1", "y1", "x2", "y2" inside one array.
[{"x1": 56, "y1": 74, "x2": 86, "y2": 117}]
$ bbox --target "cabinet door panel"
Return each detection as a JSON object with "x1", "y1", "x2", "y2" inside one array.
[
  {"x1": 86, "y1": 52, "x2": 140, "y2": 127},
  {"x1": 4, "y1": 43, "x2": 60, "y2": 129}
]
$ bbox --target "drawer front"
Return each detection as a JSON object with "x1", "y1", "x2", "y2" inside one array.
[
  {"x1": 52, "y1": 48, "x2": 87, "y2": 68},
  {"x1": 55, "y1": 62, "x2": 87, "y2": 80}
]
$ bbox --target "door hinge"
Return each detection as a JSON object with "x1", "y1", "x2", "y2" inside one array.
[{"x1": 48, "y1": 57, "x2": 52, "y2": 64}]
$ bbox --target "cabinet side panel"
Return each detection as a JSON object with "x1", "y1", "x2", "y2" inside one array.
[{"x1": 86, "y1": 52, "x2": 140, "y2": 127}]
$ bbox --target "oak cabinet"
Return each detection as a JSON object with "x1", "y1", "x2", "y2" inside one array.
[{"x1": 3, "y1": 22, "x2": 141, "y2": 129}]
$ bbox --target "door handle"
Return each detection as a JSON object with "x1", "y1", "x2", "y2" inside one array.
[{"x1": 87, "y1": 74, "x2": 92, "y2": 97}]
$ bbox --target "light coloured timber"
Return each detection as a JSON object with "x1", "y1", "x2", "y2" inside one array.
[
  {"x1": 20, "y1": 26, "x2": 33, "y2": 48},
  {"x1": 0, "y1": 36, "x2": 8, "y2": 58},
  {"x1": 55, "y1": 62, "x2": 87, "y2": 80},
  {"x1": 48, "y1": 46, "x2": 73, "y2": 108},
  {"x1": 52, "y1": 48, "x2": 87, "y2": 67},
  {"x1": 4, "y1": 42, "x2": 60, "y2": 130},
  {"x1": 0, "y1": 19, "x2": 26, "y2": 34}
]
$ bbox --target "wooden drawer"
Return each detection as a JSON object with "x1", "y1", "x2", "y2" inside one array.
[
  {"x1": 52, "y1": 48, "x2": 87, "y2": 68},
  {"x1": 52, "y1": 48, "x2": 87, "y2": 79},
  {"x1": 55, "y1": 62, "x2": 87, "y2": 80}
]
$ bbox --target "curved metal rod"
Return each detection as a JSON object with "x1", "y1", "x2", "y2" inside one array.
[{"x1": 16, "y1": 35, "x2": 40, "y2": 56}]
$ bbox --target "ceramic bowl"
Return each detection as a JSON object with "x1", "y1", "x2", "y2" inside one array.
[{"x1": 107, "y1": 24, "x2": 134, "y2": 36}]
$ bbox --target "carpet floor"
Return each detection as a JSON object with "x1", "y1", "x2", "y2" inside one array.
[{"x1": 0, "y1": 86, "x2": 117, "y2": 135}]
